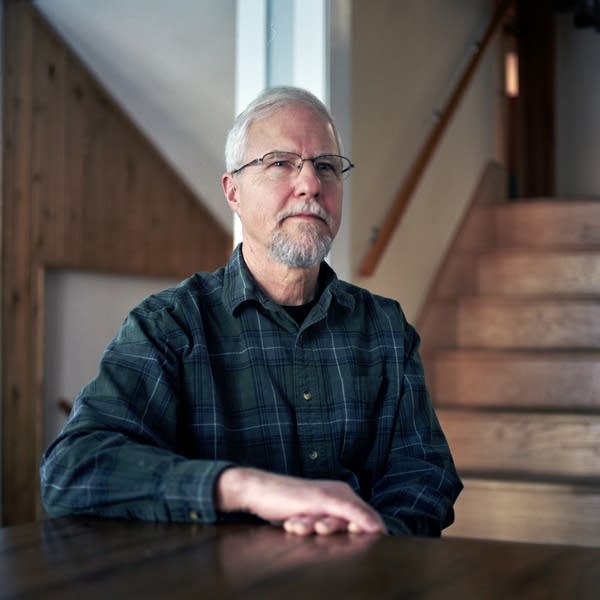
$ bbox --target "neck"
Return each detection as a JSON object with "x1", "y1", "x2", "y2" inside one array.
[{"x1": 241, "y1": 244, "x2": 320, "y2": 306}]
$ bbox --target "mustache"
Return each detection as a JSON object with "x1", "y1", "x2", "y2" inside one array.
[{"x1": 277, "y1": 202, "x2": 332, "y2": 227}]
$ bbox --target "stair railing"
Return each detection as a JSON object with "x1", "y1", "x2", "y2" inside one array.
[{"x1": 358, "y1": 0, "x2": 513, "y2": 277}]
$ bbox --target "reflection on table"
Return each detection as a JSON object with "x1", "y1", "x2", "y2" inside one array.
[{"x1": 1, "y1": 516, "x2": 598, "y2": 598}]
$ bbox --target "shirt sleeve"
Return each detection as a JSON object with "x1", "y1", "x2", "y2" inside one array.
[
  {"x1": 40, "y1": 303, "x2": 234, "y2": 523},
  {"x1": 367, "y1": 317, "x2": 463, "y2": 536}
]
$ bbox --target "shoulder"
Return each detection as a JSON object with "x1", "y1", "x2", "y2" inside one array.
[
  {"x1": 118, "y1": 268, "x2": 226, "y2": 341},
  {"x1": 331, "y1": 278, "x2": 419, "y2": 347},
  {"x1": 136, "y1": 267, "x2": 225, "y2": 314},
  {"x1": 334, "y1": 279, "x2": 405, "y2": 319}
]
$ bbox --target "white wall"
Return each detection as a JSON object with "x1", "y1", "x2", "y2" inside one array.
[
  {"x1": 351, "y1": 0, "x2": 499, "y2": 321},
  {"x1": 34, "y1": 0, "x2": 236, "y2": 232},
  {"x1": 556, "y1": 14, "x2": 600, "y2": 197}
]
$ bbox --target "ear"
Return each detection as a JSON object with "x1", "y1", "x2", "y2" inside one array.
[{"x1": 222, "y1": 173, "x2": 240, "y2": 215}]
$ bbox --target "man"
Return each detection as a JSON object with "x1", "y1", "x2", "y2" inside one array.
[{"x1": 41, "y1": 87, "x2": 462, "y2": 536}]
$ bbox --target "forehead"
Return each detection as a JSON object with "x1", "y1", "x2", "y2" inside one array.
[{"x1": 246, "y1": 104, "x2": 338, "y2": 155}]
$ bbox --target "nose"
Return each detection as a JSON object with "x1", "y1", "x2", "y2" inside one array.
[{"x1": 294, "y1": 159, "x2": 321, "y2": 198}]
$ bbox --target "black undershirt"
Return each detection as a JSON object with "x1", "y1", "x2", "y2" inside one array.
[{"x1": 282, "y1": 299, "x2": 317, "y2": 325}]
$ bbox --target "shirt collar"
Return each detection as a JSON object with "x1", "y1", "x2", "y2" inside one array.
[{"x1": 222, "y1": 244, "x2": 355, "y2": 315}]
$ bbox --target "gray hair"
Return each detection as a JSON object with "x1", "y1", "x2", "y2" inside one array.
[{"x1": 224, "y1": 86, "x2": 342, "y2": 172}]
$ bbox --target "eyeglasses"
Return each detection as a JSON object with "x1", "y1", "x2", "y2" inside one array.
[{"x1": 231, "y1": 150, "x2": 354, "y2": 182}]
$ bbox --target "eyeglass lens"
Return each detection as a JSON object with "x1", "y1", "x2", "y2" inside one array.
[{"x1": 261, "y1": 152, "x2": 351, "y2": 180}]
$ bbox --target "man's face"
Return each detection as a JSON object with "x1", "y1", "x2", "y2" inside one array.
[{"x1": 223, "y1": 104, "x2": 342, "y2": 269}]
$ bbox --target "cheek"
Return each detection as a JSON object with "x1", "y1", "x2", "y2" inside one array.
[
  {"x1": 241, "y1": 195, "x2": 280, "y2": 228},
  {"x1": 326, "y1": 194, "x2": 343, "y2": 231}
]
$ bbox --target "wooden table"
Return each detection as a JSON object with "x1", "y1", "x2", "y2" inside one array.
[{"x1": 1, "y1": 517, "x2": 598, "y2": 598}]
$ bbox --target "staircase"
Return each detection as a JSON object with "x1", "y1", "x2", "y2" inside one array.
[{"x1": 428, "y1": 199, "x2": 600, "y2": 547}]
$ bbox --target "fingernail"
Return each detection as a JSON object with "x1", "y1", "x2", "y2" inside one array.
[
  {"x1": 314, "y1": 521, "x2": 330, "y2": 535},
  {"x1": 347, "y1": 522, "x2": 361, "y2": 533}
]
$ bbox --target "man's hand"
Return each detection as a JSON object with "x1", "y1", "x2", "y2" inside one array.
[{"x1": 215, "y1": 467, "x2": 387, "y2": 536}]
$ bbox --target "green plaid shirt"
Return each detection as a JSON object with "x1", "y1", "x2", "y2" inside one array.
[{"x1": 41, "y1": 245, "x2": 462, "y2": 535}]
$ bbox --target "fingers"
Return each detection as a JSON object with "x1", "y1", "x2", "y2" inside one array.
[
  {"x1": 284, "y1": 515, "x2": 349, "y2": 536},
  {"x1": 315, "y1": 481, "x2": 386, "y2": 534},
  {"x1": 314, "y1": 516, "x2": 353, "y2": 535},
  {"x1": 282, "y1": 515, "x2": 380, "y2": 536},
  {"x1": 283, "y1": 515, "x2": 320, "y2": 536},
  {"x1": 347, "y1": 521, "x2": 364, "y2": 534}
]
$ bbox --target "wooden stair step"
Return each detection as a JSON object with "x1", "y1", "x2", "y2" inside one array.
[
  {"x1": 436, "y1": 408, "x2": 600, "y2": 478},
  {"x1": 445, "y1": 477, "x2": 600, "y2": 547},
  {"x1": 457, "y1": 297, "x2": 600, "y2": 349},
  {"x1": 494, "y1": 200, "x2": 600, "y2": 249},
  {"x1": 426, "y1": 197, "x2": 600, "y2": 547},
  {"x1": 478, "y1": 250, "x2": 600, "y2": 296},
  {"x1": 433, "y1": 349, "x2": 600, "y2": 409}
]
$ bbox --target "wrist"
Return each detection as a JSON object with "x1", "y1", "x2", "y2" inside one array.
[{"x1": 215, "y1": 467, "x2": 254, "y2": 513}]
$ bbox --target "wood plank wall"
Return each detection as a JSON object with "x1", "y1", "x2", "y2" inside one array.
[{"x1": 2, "y1": 0, "x2": 232, "y2": 525}]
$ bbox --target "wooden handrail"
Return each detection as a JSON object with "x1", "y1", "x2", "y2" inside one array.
[{"x1": 358, "y1": 0, "x2": 513, "y2": 277}]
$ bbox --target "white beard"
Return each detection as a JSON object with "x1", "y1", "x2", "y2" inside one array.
[{"x1": 270, "y1": 221, "x2": 332, "y2": 268}]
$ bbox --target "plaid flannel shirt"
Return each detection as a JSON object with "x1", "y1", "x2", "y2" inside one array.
[{"x1": 41, "y1": 245, "x2": 462, "y2": 535}]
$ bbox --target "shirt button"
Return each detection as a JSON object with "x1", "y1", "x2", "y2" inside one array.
[
  {"x1": 303, "y1": 391, "x2": 312, "y2": 401},
  {"x1": 189, "y1": 510, "x2": 200, "y2": 521},
  {"x1": 308, "y1": 450, "x2": 318, "y2": 460}
]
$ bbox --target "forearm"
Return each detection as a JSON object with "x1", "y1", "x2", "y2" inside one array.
[
  {"x1": 41, "y1": 429, "x2": 233, "y2": 523},
  {"x1": 371, "y1": 321, "x2": 462, "y2": 536},
  {"x1": 368, "y1": 456, "x2": 462, "y2": 536}
]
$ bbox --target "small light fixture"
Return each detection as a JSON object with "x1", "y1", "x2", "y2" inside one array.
[{"x1": 505, "y1": 51, "x2": 519, "y2": 98}]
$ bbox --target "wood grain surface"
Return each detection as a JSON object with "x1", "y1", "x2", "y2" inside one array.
[{"x1": 1, "y1": 517, "x2": 598, "y2": 599}]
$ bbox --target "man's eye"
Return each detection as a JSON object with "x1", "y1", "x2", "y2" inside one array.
[
  {"x1": 315, "y1": 161, "x2": 338, "y2": 174},
  {"x1": 271, "y1": 160, "x2": 294, "y2": 168}
]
